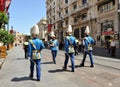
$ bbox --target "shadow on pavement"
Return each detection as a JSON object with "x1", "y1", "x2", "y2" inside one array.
[
  {"x1": 48, "y1": 69, "x2": 71, "y2": 73},
  {"x1": 17, "y1": 58, "x2": 26, "y2": 60},
  {"x1": 11, "y1": 76, "x2": 31, "y2": 82},
  {"x1": 41, "y1": 61, "x2": 53, "y2": 64}
]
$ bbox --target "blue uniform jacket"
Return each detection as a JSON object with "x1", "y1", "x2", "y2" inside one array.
[
  {"x1": 50, "y1": 39, "x2": 59, "y2": 51},
  {"x1": 64, "y1": 35, "x2": 77, "y2": 53},
  {"x1": 28, "y1": 38, "x2": 45, "y2": 58},
  {"x1": 83, "y1": 36, "x2": 94, "y2": 51}
]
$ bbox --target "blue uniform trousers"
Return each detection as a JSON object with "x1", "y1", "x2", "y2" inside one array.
[
  {"x1": 64, "y1": 53, "x2": 75, "y2": 72},
  {"x1": 51, "y1": 50, "x2": 57, "y2": 64},
  {"x1": 81, "y1": 51, "x2": 94, "y2": 66},
  {"x1": 30, "y1": 59, "x2": 41, "y2": 80}
]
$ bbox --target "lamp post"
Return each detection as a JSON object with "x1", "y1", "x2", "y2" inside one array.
[
  {"x1": 7, "y1": 12, "x2": 9, "y2": 32},
  {"x1": 118, "y1": 0, "x2": 120, "y2": 47}
]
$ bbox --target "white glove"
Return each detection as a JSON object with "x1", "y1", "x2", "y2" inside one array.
[{"x1": 28, "y1": 57, "x2": 31, "y2": 60}]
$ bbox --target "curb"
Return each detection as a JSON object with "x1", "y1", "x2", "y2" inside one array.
[{"x1": 0, "y1": 58, "x2": 6, "y2": 69}]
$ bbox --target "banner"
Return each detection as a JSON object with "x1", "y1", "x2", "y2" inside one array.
[
  {"x1": 0, "y1": 0, "x2": 11, "y2": 12},
  {"x1": 0, "y1": 0, "x2": 5, "y2": 12},
  {"x1": 47, "y1": 24, "x2": 52, "y2": 33},
  {"x1": 5, "y1": 0, "x2": 11, "y2": 12}
]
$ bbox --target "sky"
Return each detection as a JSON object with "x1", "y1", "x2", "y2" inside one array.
[{"x1": 9, "y1": 0, "x2": 46, "y2": 35}]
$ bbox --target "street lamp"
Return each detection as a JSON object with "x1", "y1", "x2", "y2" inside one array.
[{"x1": 7, "y1": 12, "x2": 9, "y2": 31}]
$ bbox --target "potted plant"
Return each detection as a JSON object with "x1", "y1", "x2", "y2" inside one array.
[{"x1": 0, "y1": 30, "x2": 14, "y2": 58}]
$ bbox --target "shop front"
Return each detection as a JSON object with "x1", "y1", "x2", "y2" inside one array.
[
  {"x1": 100, "y1": 20, "x2": 119, "y2": 47},
  {"x1": 100, "y1": 20, "x2": 114, "y2": 46}
]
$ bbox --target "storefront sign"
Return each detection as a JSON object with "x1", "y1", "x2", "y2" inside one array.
[{"x1": 102, "y1": 31, "x2": 114, "y2": 35}]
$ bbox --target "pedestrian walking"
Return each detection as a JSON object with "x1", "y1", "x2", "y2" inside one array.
[
  {"x1": 80, "y1": 26, "x2": 95, "y2": 67},
  {"x1": 108, "y1": 39, "x2": 111, "y2": 54},
  {"x1": 74, "y1": 38, "x2": 79, "y2": 55},
  {"x1": 63, "y1": 25, "x2": 77, "y2": 72},
  {"x1": 23, "y1": 40, "x2": 29, "y2": 59},
  {"x1": 110, "y1": 38, "x2": 116, "y2": 57},
  {"x1": 49, "y1": 31, "x2": 59, "y2": 64},
  {"x1": 28, "y1": 25, "x2": 45, "y2": 81}
]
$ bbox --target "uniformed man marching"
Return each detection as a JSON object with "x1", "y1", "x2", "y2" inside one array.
[
  {"x1": 63, "y1": 25, "x2": 77, "y2": 72},
  {"x1": 80, "y1": 26, "x2": 95, "y2": 67},
  {"x1": 49, "y1": 31, "x2": 59, "y2": 64},
  {"x1": 28, "y1": 24, "x2": 45, "y2": 81}
]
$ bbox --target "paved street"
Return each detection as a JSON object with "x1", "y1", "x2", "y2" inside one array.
[{"x1": 0, "y1": 45, "x2": 120, "y2": 87}]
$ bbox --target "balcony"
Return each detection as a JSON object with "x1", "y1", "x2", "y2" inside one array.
[
  {"x1": 72, "y1": 18, "x2": 89, "y2": 26},
  {"x1": 96, "y1": 0, "x2": 110, "y2": 5},
  {"x1": 63, "y1": 13, "x2": 69, "y2": 18},
  {"x1": 56, "y1": 17, "x2": 63, "y2": 22},
  {"x1": 70, "y1": 9, "x2": 78, "y2": 15},
  {"x1": 70, "y1": 3, "x2": 89, "y2": 16},
  {"x1": 70, "y1": 0, "x2": 77, "y2": 4},
  {"x1": 64, "y1": 3, "x2": 69, "y2": 8},
  {"x1": 78, "y1": 3, "x2": 89, "y2": 11}
]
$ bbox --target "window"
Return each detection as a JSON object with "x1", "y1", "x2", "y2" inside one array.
[
  {"x1": 65, "y1": 8, "x2": 68, "y2": 14},
  {"x1": 74, "y1": 29, "x2": 79, "y2": 39},
  {"x1": 82, "y1": 0, "x2": 87, "y2": 4},
  {"x1": 53, "y1": 16, "x2": 55, "y2": 21},
  {"x1": 53, "y1": 8, "x2": 55, "y2": 13},
  {"x1": 101, "y1": 20, "x2": 114, "y2": 32},
  {"x1": 74, "y1": 17, "x2": 79, "y2": 23},
  {"x1": 59, "y1": 12, "x2": 61, "y2": 17},
  {"x1": 81, "y1": 13, "x2": 87, "y2": 20},
  {"x1": 81, "y1": 26, "x2": 86, "y2": 38},
  {"x1": 73, "y1": 3, "x2": 77, "y2": 10},
  {"x1": 99, "y1": 2, "x2": 114, "y2": 13},
  {"x1": 65, "y1": 0, "x2": 68, "y2": 4},
  {"x1": 65, "y1": 20, "x2": 68, "y2": 25},
  {"x1": 54, "y1": 25, "x2": 55, "y2": 29}
]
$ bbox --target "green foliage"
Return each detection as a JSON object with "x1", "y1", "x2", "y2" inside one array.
[
  {"x1": 0, "y1": 12, "x2": 9, "y2": 28},
  {"x1": 8, "y1": 34, "x2": 14, "y2": 43},
  {"x1": 0, "y1": 30, "x2": 14, "y2": 45}
]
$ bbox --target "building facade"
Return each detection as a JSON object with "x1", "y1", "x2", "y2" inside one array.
[
  {"x1": 46, "y1": 0, "x2": 120, "y2": 48},
  {"x1": 14, "y1": 31, "x2": 25, "y2": 46}
]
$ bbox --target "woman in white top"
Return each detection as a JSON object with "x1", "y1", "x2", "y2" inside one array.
[{"x1": 110, "y1": 38, "x2": 116, "y2": 57}]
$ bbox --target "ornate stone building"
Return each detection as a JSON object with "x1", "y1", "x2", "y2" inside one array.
[{"x1": 46, "y1": 0, "x2": 120, "y2": 47}]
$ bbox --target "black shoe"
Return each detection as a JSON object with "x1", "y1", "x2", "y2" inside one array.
[
  {"x1": 29, "y1": 74, "x2": 33, "y2": 79},
  {"x1": 62, "y1": 67, "x2": 66, "y2": 70},
  {"x1": 80, "y1": 64, "x2": 84, "y2": 67},
  {"x1": 37, "y1": 79, "x2": 40, "y2": 81},
  {"x1": 71, "y1": 70, "x2": 75, "y2": 72},
  {"x1": 90, "y1": 65, "x2": 94, "y2": 67}
]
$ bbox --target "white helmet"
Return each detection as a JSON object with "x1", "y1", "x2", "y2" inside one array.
[
  {"x1": 51, "y1": 31, "x2": 55, "y2": 37},
  {"x1": 85, "y1": 26, "x2": 90, "y2": 35},
  {"x1": 30, "y1": 24, "x2": 39, "y2": 35},
  {"x1": 67, "y1": 25, "x2": 72, "y2": 35}
]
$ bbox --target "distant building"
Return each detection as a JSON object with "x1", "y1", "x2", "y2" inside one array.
[
  {"x1": 30, "y1": 18, "x2": 48, "y2": 41},
  {"x1": 14, "y1": 31, "x2": 26, "y2": 46}
]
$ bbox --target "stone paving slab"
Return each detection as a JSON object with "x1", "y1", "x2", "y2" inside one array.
[{"x1": 0, "y1": 46, "x2": 120, "y2": 87}]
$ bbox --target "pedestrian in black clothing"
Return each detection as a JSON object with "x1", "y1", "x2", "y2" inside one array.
[{"x1": 23, "y1": 40, "x2": 29, "y2": 59}]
